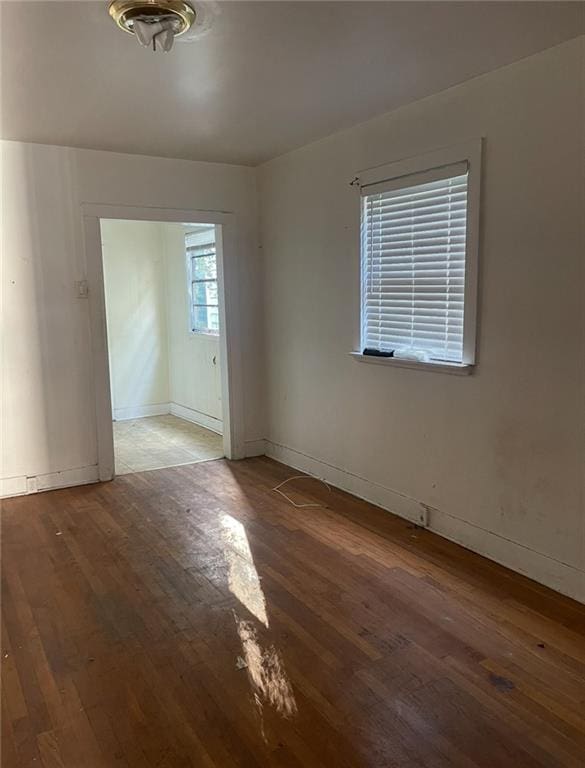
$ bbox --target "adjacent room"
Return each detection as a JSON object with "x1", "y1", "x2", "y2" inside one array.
[
  {"x1": 102, "y1": 219, "x2": 224, "y2": 474},
  {"x1": 1, "y1": 2, "x2": 584, "y2": 767}
]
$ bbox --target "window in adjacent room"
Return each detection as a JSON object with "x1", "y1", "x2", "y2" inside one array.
[
  {"x1": 359, "y1": 140, "x2": 481, "y2": 369},
  {"x1": 186, "y1": 229, "x2": 219, "y2": 335}
]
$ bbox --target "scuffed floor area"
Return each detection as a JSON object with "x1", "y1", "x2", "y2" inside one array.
[
  {"x1": 113, "y1": 414, "x2": 223, "y2": 474},
  {"x1": 2, "y1": 457, "x2": 584, "y2": 767}
]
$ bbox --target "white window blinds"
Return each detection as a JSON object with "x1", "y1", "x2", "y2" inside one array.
[{"x1": 361, "y1": 164, "x2": 469, "y2": 364}]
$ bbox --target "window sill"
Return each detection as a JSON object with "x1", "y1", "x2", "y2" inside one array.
[
  {"x1": 350, "y1": 352, "x2": 473, "y2": 375},
  {"x1": 189, "y1": 330, "x2": 220, "y2": 338}
]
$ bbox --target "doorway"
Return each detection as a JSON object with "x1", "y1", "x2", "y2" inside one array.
[
  {"x1": 83, "y1": 205, "x2": 243, "y2": 481},
  {"x1": 102, "y1": 219, "x2": 224, "y2": 474}
]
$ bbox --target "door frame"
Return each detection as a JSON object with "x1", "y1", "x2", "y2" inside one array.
[{"x1": 82, "y1": 203, "x2": 245, "y2": 480}]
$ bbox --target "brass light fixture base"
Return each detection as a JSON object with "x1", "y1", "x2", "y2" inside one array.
[{"x1": 109, "y1": 0, "x2": 196, "y2": 38}]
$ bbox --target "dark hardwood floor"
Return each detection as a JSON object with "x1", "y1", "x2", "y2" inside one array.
[{"x1": 2, "y1": 457, "x2": 584, "y2": 767}]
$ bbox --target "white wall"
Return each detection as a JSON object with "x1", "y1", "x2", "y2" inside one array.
[
  {"x1": 259, "y1": 39, "x2": 585, "y2": 601},
  {"x1": 1, "y1": 142, "x2": 261, "y2": 496},
  {"x1": 102, "y1": 219, "x2": 170, "y2": 419},
  {"x1": 163, "y1": 223, "x2": 223, "y2": 429}
]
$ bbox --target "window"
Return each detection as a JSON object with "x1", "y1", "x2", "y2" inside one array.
[
  {"x1": 359, "y1": 141, "x2": 481, "y2": 369},
  {"x1": 186, "y1": 230, "x2": 219, "y2": 335}
]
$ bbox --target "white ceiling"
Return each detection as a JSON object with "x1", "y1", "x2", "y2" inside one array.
[{"x1": 1, "y1": 1, "x2": 583, "y2": 165}]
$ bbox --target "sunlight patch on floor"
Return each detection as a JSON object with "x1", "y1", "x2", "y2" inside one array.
[
  {"x1": 236, "y1": 617, "x2": 298, "y2": 719},
  {"x1": 221, "y1": 514, "x2": 269, "y2": 627}
]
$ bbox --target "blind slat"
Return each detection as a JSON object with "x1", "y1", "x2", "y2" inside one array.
[{"x1": 362, "y1": 171, "x2": 469, "y2": 363}]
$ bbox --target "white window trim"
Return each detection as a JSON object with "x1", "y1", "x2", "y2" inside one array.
[
  {"x1": 349, "y1": 352, "x2": 472, "y2": 376},
  {"x1": 354, "y1": 138, "x2": 483, "y2": 372},
  {"x1": 186, "y1": 229, "x2": 220, "y2": 337}
]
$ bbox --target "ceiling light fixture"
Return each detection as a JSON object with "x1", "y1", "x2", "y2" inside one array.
[{"x1": 109, "y1": 0, "x2": 197, "y2": 52}]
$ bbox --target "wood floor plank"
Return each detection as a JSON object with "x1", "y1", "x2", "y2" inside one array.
[{"x1": 2, "y1": 456, "x2": 584, "y2": 767}]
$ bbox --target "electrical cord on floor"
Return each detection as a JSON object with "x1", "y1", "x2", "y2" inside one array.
[{"x1": 272, "y1": 474, "x2": 332, "y2": 508}]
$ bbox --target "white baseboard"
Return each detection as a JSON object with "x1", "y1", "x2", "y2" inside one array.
[
  {"x1": 170, "y1": 402, "x2": 223, "y2": 435},
  {"x1": 430, "y1": 506, "x2": 585, "y2": 604},
  {"x1": 1, "y1": 465, "x2": 100, "y2": 499},
  {"x1": 265, "y1": 441, "x2": 427, "y2": 525},
  {"x1": 244, "y1": 438, "x2": 267, "y2": 458},
  {"x1": 1, "y1": 404, "x2": 223, "y2": 500},
  {"x1": 113, "y1": 403, "x2": 170, "y2": 421},
  {"x1": 0, "y1": 475, "x2": 28, "y2": 498},
  {"x1": 111, "y1": 402, "x2": 223, "y2": 437},
  {"x1": 264, "y1": 440, "x2": 584, "y2": 604}
]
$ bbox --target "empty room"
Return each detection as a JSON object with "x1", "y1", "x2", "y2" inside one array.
[{"x1": 1, "y1": 2, "x2": 584, "y2": 767}]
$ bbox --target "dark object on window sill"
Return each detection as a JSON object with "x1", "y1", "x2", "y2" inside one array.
[{"x1": 363, "y1": 348, "x2": 394, "y2": 357}]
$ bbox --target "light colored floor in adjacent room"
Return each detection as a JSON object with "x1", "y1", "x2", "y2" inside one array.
[{"x1": 113, "y1": 414, "x2": 223, "y2": 474}]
